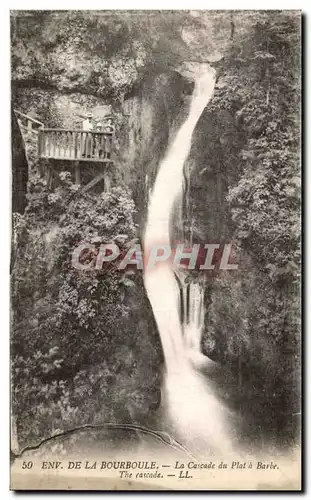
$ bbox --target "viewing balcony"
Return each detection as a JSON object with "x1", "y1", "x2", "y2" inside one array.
[{"x1": 38, "y1": 129, "x2": 114, "y2": 163}]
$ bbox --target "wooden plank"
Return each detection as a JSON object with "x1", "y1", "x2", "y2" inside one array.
[
  {"x1": 84, "y1": 132, "x2": 88, "y2": 157},
  {"x1": 104, "y1": 134, "x2": 107, "y2": 158},
  {"x1": 42, "y1": 128, "x2": 112, "y2": 135},
  {"x1": 79, "y1": 172, "x2": 107, "y2": 194},
  {"x1": 79, "y1": 132, "x2": 83, "y2": 159},
  {"x1": 74, "y1": 132, "x2": 78, "y2": 159},
  {"x1": 64, "y1": 131, "x2": 68, "y2": 158},
  {"x1": 94, "y1": 133, "x2": 98, "y2": 159},
  {"x1": 42, "y1": 132, "x2": 46, "y2": 157},
  {"x1": 59, "y1": 131, "x2": 62, "y2": 157},
  {"x1": 98, "y1": 134, "x2": 101, "y2": 158},
  {"x1": 66, "y1": 131, "x2": 69, "y2": 158},
  {"x1": 80, "y1": 132, "x2": 83, "y2": 159},
  {"x1": 98, "y1": 133, "x2": 103, "y2": 158},
  {"x1": 46, "y1": 157, "x2": 113, "y2": 163},
  {"x1": 48, "y1": 132, "x2": 51, "y2": 157},
  {"x1": 69, "y1": 131, "x2": 73, "y2": 158},
  {"x1": 90, "y1": 133, "x2": 93, "y2": 159}
]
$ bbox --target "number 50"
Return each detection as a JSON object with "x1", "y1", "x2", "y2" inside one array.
[{"x1": 22, "y1": 461, "x2": 33, "y2": 469}]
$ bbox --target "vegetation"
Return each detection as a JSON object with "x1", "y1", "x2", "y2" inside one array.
[
  {"x1": 197, "y1": 12, "x2": 300, "y2": 444},
  {"x1": 12, "y1": 171, "x2": 161, "y2": 448}
]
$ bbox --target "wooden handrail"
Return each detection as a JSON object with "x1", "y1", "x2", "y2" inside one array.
[{"x1": 14, "y1": 109, "x2": 44, "y2": 127}]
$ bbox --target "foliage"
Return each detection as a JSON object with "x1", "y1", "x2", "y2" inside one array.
[
  {"x1": 196, "y1": 12, "x2": 301, "y2": 443},
  {"x1": 11, "y1": 172, "x2": 161, "y2": 447}
]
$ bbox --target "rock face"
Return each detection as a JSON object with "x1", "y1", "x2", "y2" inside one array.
[
  {"x1": 11, "y1": 11, "x2": 242, "y2": 227},
  {"x1": 11, "y1": 11, "x2": 234, "y2": 95},
  {"x1": 11, "y1": 109, "x2": 28, "y2": 214}
]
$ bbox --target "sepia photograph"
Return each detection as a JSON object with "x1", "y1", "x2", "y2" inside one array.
[{"x1": 9, "y1": 9, "x2": 301, "y2": 490}]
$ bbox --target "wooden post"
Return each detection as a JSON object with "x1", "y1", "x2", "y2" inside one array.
[
  {"x1": 58, "y1": 131, "x2": 61, "y2": 158},
  {"x1": 75, "y1": 161, "x2": 81, "y2": 185},
  {"x1": 46, "y1": 165, "x2": 53, "y2": 189},
  {"x1": 63, "y1": 132, "x2": 66, "y2": 158},
  {"x1": 101, "y1": 133, "x2": 105, "y2": 159},
  {"x1": 42, "y1": 131, "x2": 45, "y2": 158},
  {"x1": 69, "y1": 131, "x2": 73, "y2": 158},
  {"x1": 38, "y1": 159, "x2": 45, "y2": 178},
  {"x1": 90, "y1": 133, "x2": 93, "y2": 159},
  {"x1": 47, "y1": 132, "x2": 51, "y2": 157},
  {"x1": 104, "y1": 172, "x2": 111, "y2": 193},
  {"x1": 94, "y1": 133, "x2": 98, "y2": 159},
  {"x1": 65, "y1": 132, "x2": 68, "y2": 158},
  {"x1": 82, "y1": 132, "x2": 85, "y2": 159},
  {"x1": 74, "y1": 132, "x2": 78, "y2": 159}
]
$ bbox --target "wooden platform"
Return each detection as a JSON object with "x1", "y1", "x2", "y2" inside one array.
[
  {"x1": 38, "y1": 128, "x2": 114, "y2": 163},
  {"x1": 40, "y1": 156, "x2": 114, "y2": 163}
]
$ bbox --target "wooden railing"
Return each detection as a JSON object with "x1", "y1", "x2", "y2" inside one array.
[
  {"x1": 38, "y1": 129, "x2": 114, "y2": 162},
  {"x1": 14, "y1": 109, "x2": 44, "y2": 135}
]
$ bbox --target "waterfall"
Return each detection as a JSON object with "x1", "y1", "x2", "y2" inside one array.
[{"x1": 143, "y1": 65, "x2": 234, "y2": 456}]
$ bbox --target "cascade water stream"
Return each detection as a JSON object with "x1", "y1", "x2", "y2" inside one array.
[{"x1": 143, "y1": 64, "x2": 234, "y2": 455}]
